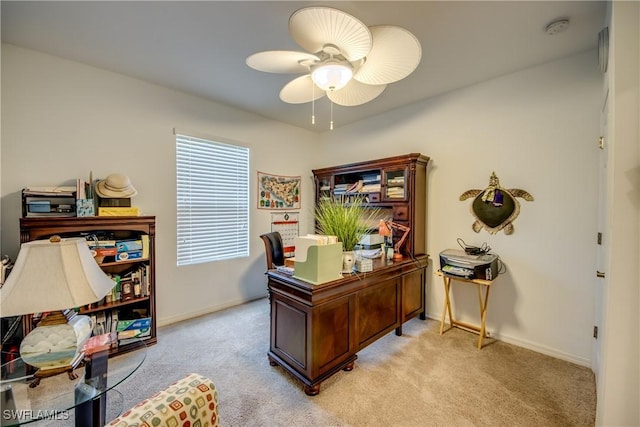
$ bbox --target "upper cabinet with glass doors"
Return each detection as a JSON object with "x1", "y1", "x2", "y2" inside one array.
[
  {"x1": 383, "y1": 168, "x2": 407, "y2": 201},
  {"x1": 312, "y1": 153, "x2": 430, "y2": 257}
]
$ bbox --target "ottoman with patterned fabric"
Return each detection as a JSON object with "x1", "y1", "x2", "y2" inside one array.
[{"x1": 107, "y1": 372, "x2": 219, "y2": 427}]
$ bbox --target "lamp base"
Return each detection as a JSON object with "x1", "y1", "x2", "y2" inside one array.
[
  {"x1": 29, "y1": 351, "x2": 85, "y2": 388},
  {"x1": 20, "y1": 310, "x2": 92, "y2": 387},
  {"x1": 393, "y1": 253, "x2": 404, "y2": 261}
]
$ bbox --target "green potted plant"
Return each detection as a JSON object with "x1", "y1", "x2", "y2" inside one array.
[{"x1": 314, "y1": 196, "x2": 380, "y2": 272}]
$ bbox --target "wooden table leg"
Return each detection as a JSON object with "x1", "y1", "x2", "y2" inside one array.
[
  {"x1": 476, "y1": 284, "x2": 492, "y2": 349},
  {"x1": 440, "y1": 276, "x2": 453, "y2": 335}
]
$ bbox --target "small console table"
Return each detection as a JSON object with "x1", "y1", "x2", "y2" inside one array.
[
  {"x1": 267, "y1": 255, "x2": 428, "y2": 395},
  {"x1": 437, "y1": 270, "x2": 497, "y2": 349}
]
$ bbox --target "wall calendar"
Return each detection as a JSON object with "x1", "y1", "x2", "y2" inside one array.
[{"x1": 271, "y1": 212, "x2": 299, "y2": 257}]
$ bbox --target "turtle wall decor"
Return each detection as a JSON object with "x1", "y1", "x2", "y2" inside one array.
[{"x1": 460, "y1": 172, "x2": 533, "y2": 235}]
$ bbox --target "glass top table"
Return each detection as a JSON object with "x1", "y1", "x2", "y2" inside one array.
[{"x1": 1, "y1": 340, "x2": 145, "y2": 426}]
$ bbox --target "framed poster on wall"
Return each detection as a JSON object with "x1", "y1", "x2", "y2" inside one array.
[{"x1": 257, "y1": 171, "x2": 301, "y2": 210}]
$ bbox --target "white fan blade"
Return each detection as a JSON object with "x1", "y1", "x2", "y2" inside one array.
[
  {"x1": 354, "y1": 25, "x2": 421, "y2": 85},
  {"x1": 246, "y1": 51, "x2": 319, "y2": 74},
  {"x1": 327, "y1": 79, "x2": 386, "y2": 106},
  {"x1": 289, "y1": 7, "x2": 372, "y2": 62},
  {"x1": 280, "y1": 75, "x2": 326, "y2": 104}
]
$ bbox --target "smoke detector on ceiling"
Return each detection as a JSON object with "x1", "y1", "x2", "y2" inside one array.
[{"x1": 545, "y1": 18, "x2": 570, "y2": 35}]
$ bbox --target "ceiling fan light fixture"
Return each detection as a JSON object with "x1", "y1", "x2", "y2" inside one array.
[
  {"x1": 247, "y1": 5, "x2": 422, "y2": 129},
  {"x1": 311, "y1": 61, "x2": 353, "y2": 91}
]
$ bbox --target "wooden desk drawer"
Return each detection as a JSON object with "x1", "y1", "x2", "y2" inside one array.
[{"x1": 393, "y1": 205, "x2": 409, "y2": 221}]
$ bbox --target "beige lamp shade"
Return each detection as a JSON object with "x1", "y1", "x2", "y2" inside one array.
[{"x1": 0, "y1": 237, "x2": 115, "y2": 317}]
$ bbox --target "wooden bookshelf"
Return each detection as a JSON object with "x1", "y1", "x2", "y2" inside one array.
[{"x1": 17, "y1": 216, "x2": 157, "y2": 356}]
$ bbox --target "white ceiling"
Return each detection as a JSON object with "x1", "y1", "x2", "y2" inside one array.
[{"x1": 1, "y1": 1, "x2": 607, "y2": 132}]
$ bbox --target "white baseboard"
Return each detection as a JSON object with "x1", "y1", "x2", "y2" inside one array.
[
  {"x1": 425, "y1": 313, "x2": 592, "y2": 368},
  {"x1": 157, "y1": 295, "x2": 267, "y2": 328}
]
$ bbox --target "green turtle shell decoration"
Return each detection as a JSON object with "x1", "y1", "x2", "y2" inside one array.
[{"x1": 460, "y1": 172, "x2": 533, "y2": 235}]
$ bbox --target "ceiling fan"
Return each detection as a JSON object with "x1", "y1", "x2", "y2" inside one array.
[{"x1": 246, "y1": 6, "x2": 421, "y2": 117}]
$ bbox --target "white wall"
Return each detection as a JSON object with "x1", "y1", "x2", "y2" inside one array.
[
  {"x1": 318, "y1": 50, "x2": 602, "y2": 365},
  {"x1": 3, "y1": 27, "x2": 636, "y2": 423},
  {"x1": 1, "y1": 45, "x2": 604, "y2": 366},
  {"x1": 0, "y1": 44, "x2": 320, "y2": 325}
]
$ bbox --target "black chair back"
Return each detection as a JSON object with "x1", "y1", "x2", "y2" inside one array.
[{"x1": 259, "y1": 232, "x2": 285, "y2": 270}]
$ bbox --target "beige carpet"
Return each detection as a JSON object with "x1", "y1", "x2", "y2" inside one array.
[{"x1": 35, "y1": 297, "x2": 596, "y2": 426}]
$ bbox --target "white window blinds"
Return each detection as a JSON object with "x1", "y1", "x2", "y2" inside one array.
[{"x1": 176, "y1": 133, "x2": 250, "y2": 266}]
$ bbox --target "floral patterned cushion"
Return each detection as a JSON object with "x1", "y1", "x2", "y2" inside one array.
[{"x1": 107, "y1": 373, "x2": 219, "y2": 427}]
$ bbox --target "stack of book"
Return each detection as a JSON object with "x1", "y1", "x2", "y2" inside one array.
[
  {"x1": 104, "y1": 264, "x2": 151, "y2": 304},
  {"x1": 115, "y1": 238, "x2": 145, "y2": 262},
  {"x1": 333, "y1": 183, "x2": 349, "y2": 196},
  {"x1": 345, "y1": 180, "x2": 364, "y2": 194},
  {"x1": 386, "y1": 176, "x2": 405, "y2": 198},
  {"x1": 360, "y1": 174, "x2": 381, "y2": 193},
  {"x1": 116, "y1": 318, "x2": 151, "y2": 345},
  {"x1": 87, "y1": 239, "x2": 117, "y2": 264},
  {"x1": 90, "y1": 310, "x2": 118, "y2": 337},
  {"x1": 86, "y1": 235, "x2": 149, "y2": 264}
]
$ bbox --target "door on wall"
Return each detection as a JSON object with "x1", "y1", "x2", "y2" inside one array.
[{"x1": 592, "y1": 76, "x2": 609, "y2": 382}]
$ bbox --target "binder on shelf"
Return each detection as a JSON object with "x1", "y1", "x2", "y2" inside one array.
[
  {"x1": 141, "y1": 235, "x2": 150, "y2": 259},
  {"x1": 110, "y1": 312, "x2": 119, "y2": 337},
  {"x1": 93, "y1": 312, "x2": 107, "y2": 336}
]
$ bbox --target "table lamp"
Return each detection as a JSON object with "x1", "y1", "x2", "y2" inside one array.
[
  {"x1": 378, "y1": 220, "x2": 411, "y2": 261},
  {"x1": 0, "y1": 236, "x2": 115, "y2": 384}
]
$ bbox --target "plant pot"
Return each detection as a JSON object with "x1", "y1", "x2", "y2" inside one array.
[{"x1": 342, "y1": 251, "x2": 355, "y2": 273}]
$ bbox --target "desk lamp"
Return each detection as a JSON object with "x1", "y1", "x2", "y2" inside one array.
[
  {"x1": 0, "y1": 236, "x2": 115, "y2": 384},
  {"x1": 378, "y1": 220, "x2": 411, "y2": 261}
]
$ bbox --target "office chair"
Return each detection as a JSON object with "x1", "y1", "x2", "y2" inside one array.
[{"x1": 259, "y1": 231, "x2": 285, "y2": 271}]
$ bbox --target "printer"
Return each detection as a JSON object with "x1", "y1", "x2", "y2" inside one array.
[{"x1": 439, "y1": 249, "x2": 499, "y2": 280}]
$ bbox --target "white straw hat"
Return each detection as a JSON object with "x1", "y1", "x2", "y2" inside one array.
[{"x1": 95, "y1": 173, "x2": 137, "y2": 198}]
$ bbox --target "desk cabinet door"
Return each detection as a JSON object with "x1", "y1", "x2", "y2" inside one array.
[
  {"x1": 402, "y1": 269, "x2": 425, "y2": 322},
  {"x1": 311, "y1": 295, "x2": 355, "y2": 378},
  {"x1": 271, "y1": 296, "x2": 308, "y2": 372},
  {"x1": 357, "y1": 278, "x2": 400, "y2": 349}
]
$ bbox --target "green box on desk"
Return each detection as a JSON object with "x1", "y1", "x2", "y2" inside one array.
[{"x1": 293, "y1": 243, "x2": 343, "y2": 285}]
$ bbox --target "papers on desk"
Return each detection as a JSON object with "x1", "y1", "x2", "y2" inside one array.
[
  {"x1": 294, "y1": 234, "x2": 338, "y2": 262},
  {"x1": 358, "y1": 248, "x2": 383, "y2": 259},
  {"x1": 276, "y1": 266, "x2": 294, "y2": 275}
]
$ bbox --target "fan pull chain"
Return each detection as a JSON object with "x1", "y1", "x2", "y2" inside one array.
[
  {"x1": 330, "y1": 100, "x2": 334, "y2": 130},
  {"x1": 311, "y1": 83, "x2": 316, "y2": 125}
]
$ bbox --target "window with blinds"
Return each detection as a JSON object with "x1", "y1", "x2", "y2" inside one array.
[{"x1": 176, "y1": 133, "x2": 250, "y2": 266}]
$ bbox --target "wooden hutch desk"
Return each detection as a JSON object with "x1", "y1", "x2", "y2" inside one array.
[{"x1": 267, "y1": 255, "x2": 428, "y2": 396}]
